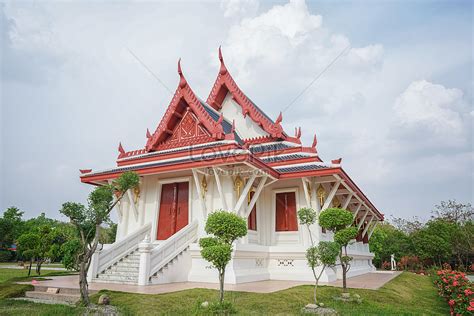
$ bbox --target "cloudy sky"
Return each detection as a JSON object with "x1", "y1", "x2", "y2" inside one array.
[{"x1": 1, "y1": 0, "x2": 472, "y2": 222}]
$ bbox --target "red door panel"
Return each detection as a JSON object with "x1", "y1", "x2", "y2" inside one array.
[
  {"x1": 176, "y1": 182, "x2": 189, "y2": 233},
  {"x1": 157, "y1": 183, "x2": 177, "y2": 240},
  {"x1": 275, "y1": 192, "x2": 298, "y2": 232}
]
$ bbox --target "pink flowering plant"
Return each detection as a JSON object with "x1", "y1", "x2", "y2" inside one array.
[{"x1": 433, "y1": 268, "x2": 474, "y2": 315}]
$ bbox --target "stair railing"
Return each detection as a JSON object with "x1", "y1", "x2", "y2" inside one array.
[
  {"x1": 95, "y1": 223, "x2": 151, "y2": 275},
  {"x1": 148, "y1": 220, "x2": 198, "y2": 280}
]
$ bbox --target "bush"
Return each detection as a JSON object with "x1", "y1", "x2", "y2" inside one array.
[
  {"x1": 0, "y1": 250, "x2": 12, "y2": 262},
  {"x1": 433, "y1": 269, "x2": 474, "y2": 315},
  {"x1": 382, "y1": 261, "x2": 391, "y2": 270}
]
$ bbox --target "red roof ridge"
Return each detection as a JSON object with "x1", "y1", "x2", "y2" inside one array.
[
  {"x1": 145, "y1": 59, "x2": 225, "y2": 152},
  {"x1": 207, "y1": 47, "x2": 285, "y2": 139}
]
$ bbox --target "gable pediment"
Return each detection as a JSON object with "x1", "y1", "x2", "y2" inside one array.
[{"x1": 154, "y1": 109, "x2": 214, "y2": 150}]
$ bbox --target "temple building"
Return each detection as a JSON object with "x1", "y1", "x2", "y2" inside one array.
[{"x1": 80, "y1": 49, "x2": 384, "y2": 285}]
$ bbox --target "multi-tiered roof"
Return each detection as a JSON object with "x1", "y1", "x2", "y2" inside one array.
[{"x1": 80, "y1": 48, "x2": 383, "y2": 220}]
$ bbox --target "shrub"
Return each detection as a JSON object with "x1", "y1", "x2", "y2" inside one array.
[
  {"x1": 433, "y1": 269, "x2": 474, "y2": 315},
  {"x1": 382, "y1": 261, "x2": 391, "y2": 270},
  {"x1": 0, "y1": 250, "x2": 12, "y2": 262}
]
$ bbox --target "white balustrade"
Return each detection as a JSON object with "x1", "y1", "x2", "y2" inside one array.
[
  {"x1": 95, "y1": 223, "x2": 151, "y2": 276},
  {"x1": 146, "y1": 220, "x2": 198, "y2": 280}
]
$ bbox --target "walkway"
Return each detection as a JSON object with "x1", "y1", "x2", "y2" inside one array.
[{"x1": 18, "y1": 271, "x2": 402, "y2": 295}]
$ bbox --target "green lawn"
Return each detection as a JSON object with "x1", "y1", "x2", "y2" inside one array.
[
  {"x1": 0, "y1": 268, "x2": 72, "y2": 283},
  {"x1": 90, "y1": 273, "x2": 447, "y2": 315},
  {"x1": 0, "y1": 269, "x2": 448, "y2": 315}
]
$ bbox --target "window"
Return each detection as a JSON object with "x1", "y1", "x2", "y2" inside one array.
[{"x1": 275, "y1": 192, "x2": 298, "y2": 231}]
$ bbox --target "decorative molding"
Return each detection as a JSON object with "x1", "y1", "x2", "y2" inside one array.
[{"x1": 277, "y1": 259, "x2": 294, "y2": 267}]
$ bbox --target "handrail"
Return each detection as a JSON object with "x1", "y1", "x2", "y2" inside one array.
[
  {"x1": 148, "y1": 220, "x2": 198, "y2": 279},
  {"x1": 97, "y1": 223, "x2": 151, "y2": 274}
]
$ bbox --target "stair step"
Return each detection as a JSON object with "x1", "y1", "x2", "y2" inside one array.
[
  {"x1": 25, "y1": 291, "x2": 80, "y2": 304},
  {"x1": 92, "y1": 278, "x2": 138, "y2": 285}
]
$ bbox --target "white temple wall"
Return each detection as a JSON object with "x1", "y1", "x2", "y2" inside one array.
[{"x1": 220, "y1": 93, "x2": 269, "y2": 139}]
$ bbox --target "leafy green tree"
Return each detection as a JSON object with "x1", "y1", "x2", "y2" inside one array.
[
  {"x1": 199, "y1": 210, "x2": 247, "y2": 303},
  {"x1": 0, "y1": 207, "x2": 24, "y2": 249},
  {"x1": 60, "y1": 171, "x2": 139, "y2": 306},
  {"x1": 369, "y1": 223, "x2": 414, "y2": 267},
  {"x1": 61, "y1": 238, "x2": 82, "y2": 271},
  {"x1": 298, "y1": 207, "x2": 339, "y2": 304},
  {"x1": 17, "y1": 232, "x2": 40, "y2": 276},
  {"x1": 319, "y1": 208, "x2": 358, "y2": 293}
]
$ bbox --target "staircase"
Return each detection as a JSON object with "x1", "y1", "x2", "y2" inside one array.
[
  {"x1": 149, "y1": 246, "x2": 191, "y2": 284},
  {"x1": 20, "y1": 285, "x2": 97, "y2": 305},
  {"x1": 93, "y1": 250, "x2": 140, "y2": 284},
  {"x1": 90, "y1": 220, "x2": 198, "y2": 285}
]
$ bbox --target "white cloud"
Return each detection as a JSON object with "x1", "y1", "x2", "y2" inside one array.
[
  {"x1": 394, "y1": 80, "x2": 467, "y2": 138},
  {"x1": 220, "y1": 0, "x2": 259, "y2": 18},
  {"x1": 1, "y1": 0, "x2": 472, "y2": 221}
]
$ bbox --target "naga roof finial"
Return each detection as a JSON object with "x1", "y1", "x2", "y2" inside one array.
[
  {"x1": 178, "y1": 58, "x2": 187, "y2": 88},
  {"x1": 146, "y1": 128, "x2": 152, "y2": 139},
  {"x1": 118, "y1": 142, "x2": 125, "y2": 154},
  {"x1": 218, "y1": 46, "x2": 227, "y2": 75},
  {"x1": 312, "y1": 134, "x2": 318, "y2": 148},
  {"x1": 296, "y1": 127, "x2": 301, "y2": 139},
  {"x1": 217, "y1": 113, "x2": 224, "y2": 125},
  {"x1": 275, "y1": 111, "x2": 283, "y2": 124},
  {"x1": 231, "y1": 119, "x2": 236, "y2": 134}
]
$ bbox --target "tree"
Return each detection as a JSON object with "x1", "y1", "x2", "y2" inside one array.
[
  {"x1": 199, "y1": 210, "x2": 247, "y2": 303},
  {"x1": 369, "y1": 223, "x2": 413, "y2": 267},
  {"x1": 432, "y1": 200, "x2": 473, "y2": 224},
  {"x1": 0, "y1": 207, "x2": 24, "y2": 249},
  {"x1": 60, "y1": 171, "x2": 139, "y2": 306},
  {"x1": 17, "y1": 232, "x2": 40, "y2": 276},
  {"x1": 319, "y1": 208, "x2": 358, "y2": 293},
  {"x1": 298, "y1": 207, "x2": 339, "y2": 304}
]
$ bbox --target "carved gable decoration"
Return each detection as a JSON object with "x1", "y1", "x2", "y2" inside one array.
[{"x1": 154, "y1": 110, "x2": 213, "y2": 150}]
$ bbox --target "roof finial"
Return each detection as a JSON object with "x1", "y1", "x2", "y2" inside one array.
[
  {"x1": 218, "y1": 46, "x2": 227, "y2": 75},
  {"x1": 146, "y1": 128, "x2": 151, "y2": 139},
  {"x1": 331, "y1": 158, "x2": 342, "y2": 165},
  {"x1": 297, "y1": 127, "x2": 301, "y2": 139},
  {"x1": 217, "y1": 113, "x2": 224, "y2": 125},
  {"x1": 275, "y1": 111, "x2": 283, "y2": 124},
  {"x1": 118, "y1": 142, "x2": 125, "y2": 154},
  {"x1": 178, "y1": 58, "x2": 187, "y2": 88},
  {"x1": 231, "y1": 119, "x2": 236, "y2": 134},
  {"x1": 312, "y1": 133, "x2": 318, "y2": 148}
]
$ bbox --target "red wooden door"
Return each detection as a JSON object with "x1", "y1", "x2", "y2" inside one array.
[
  {"x1": 175, "y1": 182, "x2": 189, "y2": 233},
  {"x1": 157, "y1": 182, "x2": 189, "y2": 240},
  {"x1": 248, "y1": 191, "x2": 257, "y2": 231},
  {"x1": 275, "y1": 192, "x2": 298, "y2": 231},
  {"x1": 157, "y1": 183, "x2": 177, "y2": 240}
]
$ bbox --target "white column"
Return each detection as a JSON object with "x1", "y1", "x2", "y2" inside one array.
[
  {"x1": 87, "y1": 249, "x2": 100, "y2": 283},
  {"x1": 137, "y1": 235, "x2": 153, "y2": 286}
]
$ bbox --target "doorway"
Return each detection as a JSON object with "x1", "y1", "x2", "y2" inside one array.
[{"x1": 157, "y1": 182, "x2": 189, "y2": 240}]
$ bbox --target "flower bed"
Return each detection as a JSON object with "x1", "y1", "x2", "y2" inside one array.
[{"x1": 433, "y1": 269, "x2": 474, "y2": 315}]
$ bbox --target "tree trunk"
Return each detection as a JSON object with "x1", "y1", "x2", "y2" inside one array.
[
  {"x1": 342, "y1": 262, "x2": 347, "y2": 292},
  {"x1": 36, "y1": 261, "x2": 42, "y2": 275},
  {"x1": 28, "y1": 260, "x2": 32, "y2": 276},
  {"x1": 79, "y1": 260, "x2": 90, "y2": 306},
  {"x1": 218, "y1": 269, "x2": 225, "y2": 303}
]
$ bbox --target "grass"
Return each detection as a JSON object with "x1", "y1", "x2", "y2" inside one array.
[
  {"x1": 0, "y1": 299, "x2": 81, "y2": 316},
  {"x1": 0, "y1": 268, "x2": 72, "y2": 283},
  {"x1": 90, "y1": 273, "x2": 448, "y2": 315},
  {"x1": 0, "y1": 267, "x2": 448, "y2": 315},
  {"x1": 0, "y1": 267, "x2": 80, "y2": 315}
]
